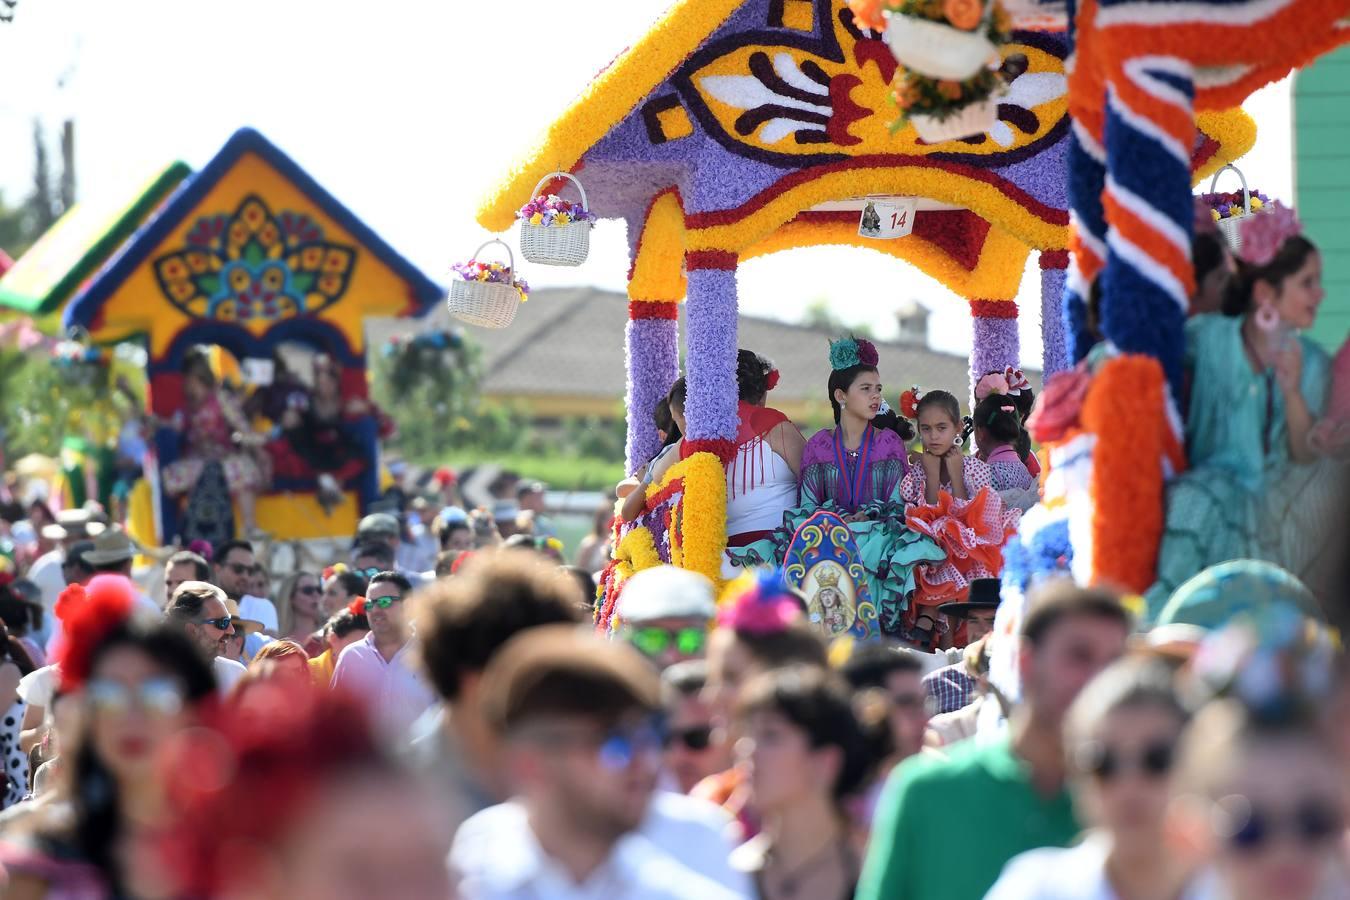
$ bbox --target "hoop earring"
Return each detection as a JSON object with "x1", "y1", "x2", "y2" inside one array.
[
  {"x1": 1254, "y1": 304, "x2": 1280, "y2": 333},
  {"x1": 953, "y1": 434, "x2": 964, "y2": 447}
]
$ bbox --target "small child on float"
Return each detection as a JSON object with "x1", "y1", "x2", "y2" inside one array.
[
  {"x1": 971, "y1": 392, "x2": 1039, "y2": 512},
  {"x1": 899, "y1": 387, "x2": 1020, "y2": 617}
]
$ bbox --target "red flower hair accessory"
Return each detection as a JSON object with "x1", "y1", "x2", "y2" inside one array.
[
  {"x1": 187, "y1": 539, "x2": 214, "y2": 562},
  {"x1": 766, "y1": 368, "x2": 780, "y2": 392},
  {"x1": 347, "y1": 596, "x2": 367, "y2": 616},
  {"x1": 54, "y1": 574, "x2": 137, "y2": 691},
  {"x1": 716, "y1": 570, "x2": 802, "y2": 634},
  {"x1": 899, "y1": 385, "x2": 925, "y2": 419}
]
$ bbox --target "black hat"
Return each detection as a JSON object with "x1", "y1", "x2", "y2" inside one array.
[{"x1": 937, "y1": 578, "x2": 1002, "y2": 618}]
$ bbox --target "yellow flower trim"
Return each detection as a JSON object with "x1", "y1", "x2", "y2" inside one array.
[
  {"x1": 628, "y1": 190, "x2": 689, "y2": 303},
  {"x1": 686, "y1": 160, "x2": 1069, "y2": 254},
  {"x1": 1192, "y1": 108, "x2": 1258, "y2": 184},
  {"x1": 475, "y1": 0, "x2": 745, "y2": 231},
  {"x1": 742, "y1": 215, "x2": 1031, "y2": 301},
  {"x1": 647, "y1": 450, "x2": 728, "y2": 589},
  {"x1": 616, "y1": 526, "x2": 662, "y2": 577}
]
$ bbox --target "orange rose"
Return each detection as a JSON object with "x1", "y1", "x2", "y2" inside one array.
[
  {"x1": 847, "y1": 0, "x2": 888, "y2": 31},
  {"x1": 942, "y1": 0, "x2": 983, "y2": 29},
  {"x1": 937, "y1": 80, "x2": 964, "y2": 100}
]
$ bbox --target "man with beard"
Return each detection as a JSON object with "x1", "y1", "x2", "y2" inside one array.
[
  {"x1": 450, "y1": 626, "x2": 744, "y2": 899},
  {"x1": 165, "y1": 581, "x2": 247, "y2": 694}
]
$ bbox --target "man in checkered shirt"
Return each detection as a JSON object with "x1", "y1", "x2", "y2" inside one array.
[{"x1": 922, "y1": 578, "x2": 1001, "y2": 714}]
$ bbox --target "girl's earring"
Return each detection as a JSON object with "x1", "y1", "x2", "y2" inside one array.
[
  {"x1": 1255, "y1": 303, "x2": 1280, "y2": 333},
  {"x1": 953, "y1": 434, "x2": 964, "y2": 447}
]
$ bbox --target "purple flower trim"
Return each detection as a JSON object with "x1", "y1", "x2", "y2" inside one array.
[
  {"x1": 625, "y1": 316, "x2": 680, "y2": 473},
  {"x1": 970, "y1": 315, "x2": 1020, "y2": 400},
  {"x1": 1039, "y1": 264, "x2": 1070, "y2": 376},
  {"x1": 684, "y1": 267, "x2": 740, "y2": 442}
]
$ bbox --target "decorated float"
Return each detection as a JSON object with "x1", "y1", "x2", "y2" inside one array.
[
  {"x1": 0, "y1": 128, "x2": 442, "y2": 546},
  {"x1": 471, "y1": 0, "x2": 1291, "y2": 626}
]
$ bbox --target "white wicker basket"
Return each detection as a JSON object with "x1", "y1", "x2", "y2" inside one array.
[
  {"x1": 519, "y1": 171, "x2": 593, "y2": 267},
  {"x1": 447, "y1": 239, "x2": 524, "y2": 329},
  {"x1": 884, "y1": 14, "x2": 997, "y2": 80},
  {"x1": 911, "y1": 98, "x2": 999, "y2": 143},
  {"x1": 1209, "y1": 164, "x2": 1259, "y2": 254}
]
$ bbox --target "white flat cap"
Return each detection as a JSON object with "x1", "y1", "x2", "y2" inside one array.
[{"x1": 618, "y1": 566, "x2": 716, "y2": 624}]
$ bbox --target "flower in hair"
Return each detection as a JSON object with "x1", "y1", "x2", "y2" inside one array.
[
  {"x1": 717, "y1": 569, "x2": 802, "y2": 634},
  {"x1": 347, "y1": 597, "x2": 367, "y2": 616},
  {"x1": 974, "y1": 372, "x2": 1010, "y2": 401},
  {"x1": 1003, "y1": 367, "x2": 1031, "y2": 395},
  {"x1": 828, "y1": 337, "x2": 879, "y2": 371},
  {"x1": 899, "y1": 385, "x2": 924, "y2": 419},
  {"x1": 1238, "y1": 202, "x2": 1302, "y2": 267},
  {"x1": 54, "y1": 574, "x2": 137, "y2": 690},
  {"x1": 766, "y1": 368, "x2": 780, "y2": 392},
  {"x1": 188, "y1": 539, "x2": 214, "y2": 562}
]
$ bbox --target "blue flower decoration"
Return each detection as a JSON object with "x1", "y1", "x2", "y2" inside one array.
[{"x1": 828, "y1": 338, "x2": 861, "y2": 371}]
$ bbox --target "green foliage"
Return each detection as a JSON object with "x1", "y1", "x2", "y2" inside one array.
[
  {"x1": 0, "y1": 349, "x2": 121, "y2": 458},
  {"x1": 803, "y1": 298, "x2": 875, "y2": 339}
]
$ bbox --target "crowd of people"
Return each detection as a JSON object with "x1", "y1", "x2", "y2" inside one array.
[
  {"x1": 0, "y1": 194, "x2": 1339, "y2": 900},
  {"x1": 0, "y1": 485, "x2": 1342, "y2": 900}
]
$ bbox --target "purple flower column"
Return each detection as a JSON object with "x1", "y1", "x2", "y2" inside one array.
[
  {"x1": 624, "y1": 301, "x2": 680, "y2": 474},
  {"x1": 1039, "y1": 251, "x2": 1071, "y2": 376},
  {"x1": 683, "y1": 251, "x2": 740, "y2": 461},
  {"x1": 969, "y1": 301, "x2": 1020, "y2": 398}
]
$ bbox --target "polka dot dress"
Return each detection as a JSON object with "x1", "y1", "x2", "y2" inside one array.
[{"x1": 0, "y1": 700, "x2": 28, "y2": 809}]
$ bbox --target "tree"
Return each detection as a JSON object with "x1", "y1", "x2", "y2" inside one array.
[
  {"x1": 28, "y1": 120, "x2": 59, "y2": 234},
  {"x1": 0, "y1": 191, "x2": 35, "y2": 259},
  {"x1": 802, "y1": 298, "x2": 875, "y2": 339}
]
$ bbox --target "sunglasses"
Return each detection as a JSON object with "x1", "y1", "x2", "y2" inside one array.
[
  {"x1": 1075, "y1": 740, "x2": 1174, "y2": 781},
  {"x1": 87, "y1": 677, "x2": 185, "y2": 717},
  {"x1": 1216, "y1": 795, "x2": 1344, "y2": 854},
  {"x1": 353, "y1": 566, "x2": 383, "y2": 579},
  {"x1": 664, "y1": 725, "x2": 714, "y2": 752},
  {"x1": 597, "y1": 722, "x2": 665, "y2": 771},
  {"x1": 296, "y1": 585, "x2": 322, "y2": 596},
  {"x1": 365, "y1": 594, "x2": 404, "y2": 610},
  {"x1": 196, "y1": 616, "x2": 233, "y2": 631},
  {"x1": 224, "y1": 562, "x2": 252, "y2": 575},
  {"x1": 630, "y1": 627, "x2": 706, "y2": 658}
]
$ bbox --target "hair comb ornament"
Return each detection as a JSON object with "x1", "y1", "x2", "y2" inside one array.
[
  {"x1": 1003, "y1": 367, "x2": 1031, "y2": 395},
  {"x1": 1238, "y1": 202, "x2": 1302, "y2": 268},
  {"x1": 717, "y1": 569, "x2": 802, "y2": 634},
  {"x1": 828, "y1": 336, "x2": 879, "y2": 371}
]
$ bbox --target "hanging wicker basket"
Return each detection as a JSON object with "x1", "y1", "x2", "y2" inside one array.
[
  {"x1": 910, "y1": 98, "x2": 999, "y2": 143},
  {"x1": 1208, "y1": 164, "x2": 1264, "y2": 254},
  {"x1": 884, "y1": 14, "x2": 997, "y2": 81},
  {"x1": 519, "y1": 171, "x2": 593, "y2": 267},
  {"x1": 447, "y1": 240, "x2": 525, "y2": 329}
]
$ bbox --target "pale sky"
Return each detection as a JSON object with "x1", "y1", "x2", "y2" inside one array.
[{"x1": 0, "y1": 0, "x2": 1295, "y2": 369}]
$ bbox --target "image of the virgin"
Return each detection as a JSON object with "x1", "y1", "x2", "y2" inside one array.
[
  {"x1": 805, "y1": 563, "x2": 856, "y2": 633},
  {"x1": 859, "y1": 201, "x2": 881, "y2": 236}
]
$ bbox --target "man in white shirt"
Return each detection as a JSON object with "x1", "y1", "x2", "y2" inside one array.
[
  {"x1": 164, "y1": 581, "x2": 247, "y2": 694},
  {"x1": 450, "y1": 626, "x2": 745, "y2": 900},
  {"x1": 331, "y1": 570, "x2": 434, "y2": 739}
]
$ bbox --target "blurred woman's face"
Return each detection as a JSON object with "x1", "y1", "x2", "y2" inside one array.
[
  {"x1": 322, "y1": 579, "x2": 354, "y2": 616},
  {"x1": 1071, "y1": 704, "x2": 1184, "y2": 850},
  {"x1": 738, "y1": 710, "x2": 833, "y2": 816},
  {"x1": 291, "y1": 575, "x2": 322, "y2": 619},
  {"x1": 258, "y1": 774, "x2": 456, "y2": 900},
  {"x1": 1207, "y1": 738, "x2": 1345, "y2": 900},
  {"x1": 702, "y1": 630, "x2": 760, "y2": 728},
  {"x1": 86, "y1": 647, "x2": 193, "y2": 785}
]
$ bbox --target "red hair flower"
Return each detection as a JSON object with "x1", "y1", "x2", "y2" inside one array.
[
  {"x1": 347, "y1": 597, "x2": 367, "y2": 617},
  {"x1": 54, "y1": 575, "x2": 137, "y2": 691},
  {"x1": 716, "y1": 570, "x2": 802, "y2": 635},
  {"x1": 766, "y1": 368, "x2": 781, "y2": 392},
  {"x1": 899, "y1": 385, "x2": 925, "y2": 420}
]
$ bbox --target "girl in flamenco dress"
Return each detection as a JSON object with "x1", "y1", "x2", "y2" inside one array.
[
  {"x1": 971, "y1": 392, "x2": 1039, "y2": 512},
  {"x1": 1144, "y1": 204, "x2": 1345, "y2": 615},
  {"x1": 901, "y1": 388, "x2": 1020, "y2": 623},
  {"x1": 728, "y1": 338, "x2": 944, "y2": 634}
]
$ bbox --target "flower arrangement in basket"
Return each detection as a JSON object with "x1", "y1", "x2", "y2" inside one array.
[
  {"x1": 1197, "y1": 164, "x2": 1272, "y2": 254},
  {"x1": 447, "y1": 239, "x2": 530, "y2": 329},
  {"x1": 516, "y1": 171, "x2": 595, "y2": 267},
  {"x1": 850, "y1": 0, "x2": 1020, "y2": 143}
]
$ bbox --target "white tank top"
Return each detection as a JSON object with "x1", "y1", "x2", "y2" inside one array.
[{"x1": 725, "y1": 437, "x2": 797, "y2": 538}]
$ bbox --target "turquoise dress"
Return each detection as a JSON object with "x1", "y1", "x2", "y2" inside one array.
[
  {"x1": 1145, "y1": 313, "x2": 1338, "y2": 619},
  {"x1": 726, "y1": 426, "x2": 945, "y2": 633}
]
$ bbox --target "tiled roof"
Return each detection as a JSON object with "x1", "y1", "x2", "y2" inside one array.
[{"x1": 369, "y1": 288, "x2": 1036, "y2": 422}]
